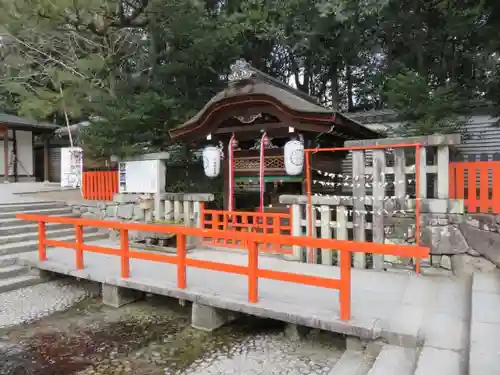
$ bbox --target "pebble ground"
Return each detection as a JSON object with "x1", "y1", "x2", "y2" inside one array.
[{"x1": 0, "y1": 280, "x2": 344, "y2": 375}]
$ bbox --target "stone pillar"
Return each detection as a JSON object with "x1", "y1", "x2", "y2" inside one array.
[
  {"x1": 419, "y1": 199, "x2": 466, "y2": 273},
  {"x1": 101, "y1": 284, "x2": 144, "y2": 308},
  {"x1": 346, "y1": 336, "x2": 365, "y2": 351},
  {"x1": 191, "y1": 302, "x2": 238, "y2": 332},
  {"x1": 154, "y1": 159, "x2": 166, "y2": 221},
  {"x1": 284, "y1": 324, "x2": 311, "y2": 341},
  {"x1": 43, "y1": 135, "x2": 50, "y2": 183}
]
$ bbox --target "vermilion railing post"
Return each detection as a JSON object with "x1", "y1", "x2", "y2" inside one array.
[
  {"x1": 248, "y1": 241, "x2": 258, "y2": 303},
  {"x1": 75, "y1": 224, "x2": 84, "y2": 269},
  {"x1": 120, "y1": 229, "x2": 130, "y2": 278},
  {"x1": 82, "y1": 173, "x2": 87, "y2": 199},
  {"x1": 493, "y1": 164, "x2": 500, "y2": 213},
  {"x1": 38, "y1": 221, "x2": 47, "y2": 261},
  {"x1": 177, "y1": 233, "x2": 187, "y2": 289},
  {"x1": 199, "y1": 202, "x2": 205, "y2": 229},
  {"x1": 212, "y1": 212, "x2": 219, "y2": 246},
  {"x1": 339, "y1": 249, "x2": 351, "y2": 320}
]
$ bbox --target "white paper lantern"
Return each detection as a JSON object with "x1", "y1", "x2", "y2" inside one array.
[
  {"x1": 203, "y1": 146, "x2": 222, "y2": 178},
  {"x1": 284, "y1": 140, "x2": 304, "y2": 176}
]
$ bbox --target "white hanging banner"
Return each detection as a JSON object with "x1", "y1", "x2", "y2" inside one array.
[{"x1": 60, "y1": 147, "x2": 83, "y2": 188}]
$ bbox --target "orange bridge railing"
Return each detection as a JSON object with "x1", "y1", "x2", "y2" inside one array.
[
  {"x1": 82, "y1": 171, "x2": 119, "y2": 201},
  {"x1": 16, "y1": 213, "x2": 429, "y2": 321},
  {"x1": 200, "y1": 208, "x2": 292, "y2": 254}
]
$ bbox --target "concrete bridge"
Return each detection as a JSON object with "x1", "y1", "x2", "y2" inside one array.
[{"x1": 17, "y1": 239, "x2": 497, "y2": 375}]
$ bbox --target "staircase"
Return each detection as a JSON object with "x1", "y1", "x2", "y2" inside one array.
[
  {"x1": 328, "y1": 341, "x2": 460, "y2": 375},
  {"x1": 0, "y1": 201, "x2": 108, "y2": 293}
]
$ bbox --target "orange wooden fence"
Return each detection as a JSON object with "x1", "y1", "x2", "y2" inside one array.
[
  {"x1": 82, "y1": 171, "x2": 119, "y2": 201},
  {"x1": 449, "y1": 161, "x2": 500, "y2": 213},
  {"x1": 16, "y1": 213, "x2": 429, "y2": 321},
  {"x1": 200, "y1": 207, "x2": 292, "y2": 254}
]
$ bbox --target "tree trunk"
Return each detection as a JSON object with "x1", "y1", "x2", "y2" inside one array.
[
  {"x1": 330, "y1": 64, "x2": 340, "y2": 110},
  {"x1": 346, "y1": 64, "x2": 354, "y2": 111}
]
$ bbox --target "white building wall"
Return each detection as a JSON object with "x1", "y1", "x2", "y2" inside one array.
[
  {"x1": 15, "y1": 130, "x2": 34, "y2": 175},
  {"x1": 361, "y1": 115, "x2": 500, "y2": 160},
  {"x1": 0, "y1": 129, "x2": 34, "y2": 177}
]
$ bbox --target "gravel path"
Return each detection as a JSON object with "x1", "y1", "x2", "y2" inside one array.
[{"x1": 0, "y1": 279, "x2": 99, "y2": 328}]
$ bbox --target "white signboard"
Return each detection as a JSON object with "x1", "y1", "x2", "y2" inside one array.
[
  {"x1": 119, "y1": 159, "x2": 165, "y2": 194},
  {"x1": 61, "y1": 147, "x2": 83, "y2": 188}
]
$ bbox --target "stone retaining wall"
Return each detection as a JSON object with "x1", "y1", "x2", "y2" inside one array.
[
  {"x1": 387, "y1": 212, "x2": 499, "y2": 275},
  {"x1": 69, "y1": 193, "x2": 214, "y2": 243},
  {"x1": 69, "y1": 196, "x2": 147, "y2": 222}
]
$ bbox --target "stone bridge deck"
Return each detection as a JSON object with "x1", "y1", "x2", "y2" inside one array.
[{"x1": 18, "y1": 239, "x2": 469, "y2": 350}]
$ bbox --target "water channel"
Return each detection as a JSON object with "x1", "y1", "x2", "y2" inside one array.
[{"x1": 0, "y1": 283, "x2": 345, "y2": 375}]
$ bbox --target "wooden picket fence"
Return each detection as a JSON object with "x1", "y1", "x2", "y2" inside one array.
[
  {"x1": 82, "y1": 171, "x2": 119, "y2": 201},
  {"x1": 449, "y1": 161, "x2": 500, "y2": 213}
]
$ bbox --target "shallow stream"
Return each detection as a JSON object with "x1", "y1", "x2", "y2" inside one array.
[{"x1": 0, "y1": 293, "x2": 345, "y2": 375}]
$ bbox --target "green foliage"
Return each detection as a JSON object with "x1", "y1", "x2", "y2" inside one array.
[
  {"x1": 0, "y1": 0, "x2": 500, "y2": 156},
  {"x1": 385, "y1": 70, "x2": 469, "y2": 136}
]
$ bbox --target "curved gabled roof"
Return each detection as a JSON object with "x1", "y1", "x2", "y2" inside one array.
[{"x1": 169, "y1": 79, "x2": 378, "y2": 141}]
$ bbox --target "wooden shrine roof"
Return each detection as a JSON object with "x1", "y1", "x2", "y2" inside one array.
[
  {"x1": 169, "y1": 61, "x2": 379, "y2": 142},
  {"x1": 0, "y1": 112, "x2": 59, "y2": 133}
]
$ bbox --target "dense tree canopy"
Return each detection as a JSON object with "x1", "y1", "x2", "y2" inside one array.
[{"x1": 0, "y1": 0, "x2": 500, "y2": 156}]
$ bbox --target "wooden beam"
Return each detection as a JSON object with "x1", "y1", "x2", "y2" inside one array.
[
  {"x1": 214, "y1": 122, "x2": 286, "y2": 134},
  {"x1": 12, "y1": 129, "x2": 17, "y2": 182},
  {"x1": 32, "y1": 132, "x2": 36, "y2": 181},
  {"x1": 43, "y1": 136, "x2": 50, "y2": 182},
  {"x1": 215, "y1": 128, "x2": 291, "y2": 142},
  {"x1": 3, "y1": 126, "x2": 8, "y2": 182},
  {"x1": 214, "y1": 121, "x2": 332, "y2": 136}
]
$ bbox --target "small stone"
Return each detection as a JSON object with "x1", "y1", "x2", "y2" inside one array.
[
  {"x1": 451, "y1": 254, "x2": 497, "y2": 276},
  {"x1": 440, "y1": 255, "x2": 452, "y2": 270},
  {"x1": 467, "y1": 248, "x2": 481, "y2": 257},
  {"x1": 466, "y1": 217, "x2": 480, "y2": 228},
  {"x1": 422, "y1": 225, "x2": 469, "y2": 255},
  {"x1": 431, "y1": 255, "x2": 442, "y2": 267}
]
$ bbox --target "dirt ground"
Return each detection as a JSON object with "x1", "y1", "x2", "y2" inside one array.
[{"x1": 19, "y1": 189, "x2": 89, "y2": 203}]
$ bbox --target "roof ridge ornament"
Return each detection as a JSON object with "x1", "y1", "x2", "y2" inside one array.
[{"x1": 228, "y1": 59, "x2": 253, "y2": 82}]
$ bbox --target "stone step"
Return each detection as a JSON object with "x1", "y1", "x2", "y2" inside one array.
[
  {"x1": 0, "y1": 227, "x2": 100, "y2": 246},
  {"x1": 328, "y1": 350, "x2": 374, "y2": 375},
  {"x1": 0, "y1": 253, "x2": 27, "y2": 267},
  {"x1": 0, "y1": 213, "x2": 80, "y2": 228},
  {"x1": 0, "y1": 265, "x2": 28, "y2": 280},
  {"x1": 0, "y1": 232, "x2": 109, "y2": 257},
  {"x1": 0, "y1": 206, "x2": 73, "y2": 220},
  {"x1": 0, "y1": 222, "x2": 76, "y2": 236},
  {"x1": 366, "y1": 345, "x2": 417, "y2": 375},
  {"x1": 0, "y1": 201, "x2": 67, "y2": 213},
  {"x1": 469, "y1": 271, "x2": 500, "y2": 375},
  {"x1": 414, "y1": 347, "x2": 462, "y2": 375},
  {"x1": 0, "y1": 274, "x2": 42, "y2": 294}
]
